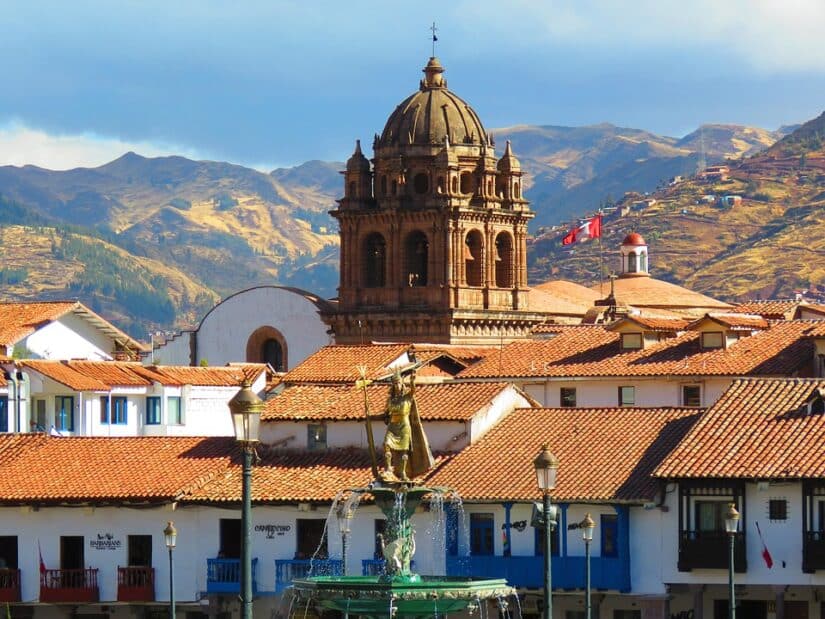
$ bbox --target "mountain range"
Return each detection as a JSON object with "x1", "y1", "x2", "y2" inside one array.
[{"x1": 0, "y1": 117, "x2": 819, "y2": 335}]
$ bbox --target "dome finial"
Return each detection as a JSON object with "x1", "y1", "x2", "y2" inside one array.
[
  {"x1": 422, "y1": 57, "x2": 446, "y2": 90},
  {"x1": 353, "y1": 139, "x2": 363, "y2": 156}
]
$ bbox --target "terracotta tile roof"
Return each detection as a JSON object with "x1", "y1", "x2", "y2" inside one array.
[
  {"x1": 0, "y1": 301, "x2": 147, "y2": 354},
  {"x1": 409, "y1": 344, "x2": 495, "y2": 366},
  {"x1": 807, "y1": 323, "x2": 825, "y2": 337},
  {"x1": 429, "y1": 407, "x2": 700, "y2": 502},
  {"x1": 0, "y1": 302, "x2": 78, "y2": 347},
  {"x1": 591, "y1": 277, "x2": 732, "y2": 310},
  {"x1": 282, "y1": 344, "x2": 411, "y2": 384},
  {"x1": 263, "y1": 382, "x2": 515, "y2": 422},
  {"x1": 656, "y1": 378, "x2": 825, "y2": 479},
  {"x1": 182, "y1": 448, "x2": 453, "y2": 503},
  {"x1": 21, "y1": 360, "x2": 110, "y2": 391},
  {"x1": 0, "y1": 435, "x2": 235, "y2": 503},
  {"x1": 460, "y1": 320, "x2": 815, "y2": 379},
  {"x1": 689, "y1": 313, "x2": 768, "y2": 331},
  {"x1": 61, "y1": 361, "x2": 151, "y2": 386},
  {"x1": 182, "y1": 448, "x2": 378, "y2": 503},
  {"x1": 134, "y1": 364, "x2": 261, "y2": 387},
  {"x1": 532, "y1": 280, "x2": 601, "y2": 308},
  {"x1": 731, "y1": 300, "x2": 800, "y2": 319},
  {"x1": 608, "y1": 316, "x2": 691, "y2": 332}
]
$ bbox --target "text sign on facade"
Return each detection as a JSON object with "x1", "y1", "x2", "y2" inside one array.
[
  {"x1": 255, "y1": 524, "x2": 291, "y2": 539},
  {"x1": 90, "y1": 533, "x2": 122, "y2": 550}
]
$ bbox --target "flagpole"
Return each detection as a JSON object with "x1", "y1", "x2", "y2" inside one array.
[{"x1": 598, "y1": 210, "x2": 604, "y2": 295}]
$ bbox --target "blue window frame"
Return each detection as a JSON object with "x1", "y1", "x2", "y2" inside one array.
[
  {"x1": 55, "y1": 396, "x2": 74, "y2": 432},
  {"x1": 100, "y1": 397, "x2": 110, "y2": 424},
  {"x1": 601, "y1": 514, "x2": 618, "y2": 557},
  {"x1": 470, "y1": 513, "x2": 495, "y2": 556},
  {"x1": 146, "y1": 397, "x2": 161, "y2": 425},
  {"x1": 0, "y1": 397, "x2": 7, "y2": 432},
  {"x1": 112, "y1": 397, "x2": 128, "y2": 425},
  {"x1": 167, "y1": 396, "x2": 182, "y2": 425}
]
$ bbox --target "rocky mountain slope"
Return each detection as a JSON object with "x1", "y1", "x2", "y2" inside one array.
[
  {"x1": 0, "y1": 120, "x2": 802, "y2": 335},
  {"x1": 528, "y1": 112, "x2": 825, "y2": 302}
]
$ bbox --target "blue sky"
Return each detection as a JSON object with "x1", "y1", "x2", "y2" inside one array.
[{"x1": 1, "y1": 0, "x2": 824, "y2": 170}]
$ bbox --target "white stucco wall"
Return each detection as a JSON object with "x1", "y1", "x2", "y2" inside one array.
[
  {"x1": 520, "y1": 376, "x2": 734, "y2": 409},
  {"x1": 176, "y1": 286, "x2": 332, "y2": 370},
  {"x1": 24, "y1": 315, "x2": 114, "y2": 361}
]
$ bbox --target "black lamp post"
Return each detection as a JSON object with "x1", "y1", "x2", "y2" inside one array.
[
  {"x1": 163, "y1": 521, "x2": 177, "y2": 619},
  {"x1": 229, "y1": 380, "x2": 263, "y2": 619},
  {"x1": 337, "y1": 503, "x2": 354, "y2": 576},
  {"x1": 534, "y1": 444, "x2": 559, "y2": 619},
  {"x1": 725, "y1": 503, "x2": 740, "y2": 619},
  {"x1": 580, "y1": 514, "x2": 595, "y2": 619}
]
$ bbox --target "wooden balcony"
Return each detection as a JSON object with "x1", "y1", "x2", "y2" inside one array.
[
  {"x1": 803, "y1": 531, "x2": 825, "y2": 572},
  {"x1": 0, "y1": 568, "x2": 20, "y2": 603},
  {"x1": 117, "y1": 566, "x2": 155, "y2": 602},
  {"x1": 206, "y1": 558, "x2": 258, "y2": 595},
  {"x1": 40, "y1": 568, "x2": 99, "y2": 603},
  {"x1": 678, "y1": 531, "x2": 746, "y2": 572},
  {"x1": 275, "y1": 559, "x2": 342, "y2": 593}
]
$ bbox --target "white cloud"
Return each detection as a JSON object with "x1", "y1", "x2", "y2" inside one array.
[
  {"x1": 0, "y1": 121, "x2": 205, "y2": 170},
  {"x1": 455, "y1": 0, "x2": 825, "y2": 73}
]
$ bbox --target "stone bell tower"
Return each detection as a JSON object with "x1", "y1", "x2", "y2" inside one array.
[{"x1": 324, "y1": 57, "x2": 545, "y2": 345}]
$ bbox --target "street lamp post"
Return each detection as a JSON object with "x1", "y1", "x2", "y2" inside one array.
[
  {"x1": 163, "y1": 521, "x2": 177, "y2": 619},
  {"x1": 534, "y1": 444, "x2": 559, "y2": 619},
  {"x1": 337, "y1": 503, "x2": 354, "y2": 576},
  {"x1": 725, "y1": 503, "x2": 740, "y2": 619},
  {"x1": 229, "y1": 380, "x2": 263, "y2": 619},
  {"x1": 580, "y1": 514, "x2": 595, "y2": 619}
]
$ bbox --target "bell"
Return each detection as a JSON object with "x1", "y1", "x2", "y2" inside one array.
[
  {"x1": 463, "y1": 243, "x2": 474, "y2": 261},
  {"x1": 494, "y1": 243, "x2": 503, "y2": 262}
]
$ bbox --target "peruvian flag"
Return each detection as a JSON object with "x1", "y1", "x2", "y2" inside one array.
[
  {"x1": 562, "y1": 214, "x2": 602, "y2": 245},
  {"x1": 755, "y1": 522, "x2": 773, "y2": 568}
]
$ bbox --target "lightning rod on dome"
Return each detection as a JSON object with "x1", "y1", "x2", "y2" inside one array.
[{"x1": 430, "y1": 22, "x2": 438, "y2": 57}]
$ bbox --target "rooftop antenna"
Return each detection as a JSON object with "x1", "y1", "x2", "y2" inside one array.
[{"x1": 430, "y1": 22, "x2": 438, "y2": 57}]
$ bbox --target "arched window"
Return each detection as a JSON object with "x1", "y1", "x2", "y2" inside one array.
[
  {"x1": 628, "y1": 253, "x2": 638, "y2": 273},
  {"x1": 437, "y1": 176, "x2": 445, "y2": 194},
  {"x1": 639, "y1": 252, "x2": 648, "y2": 273},
  {"x1": 413, "y1": 173, "x2": 429, "y2": 194},
  {"x1": 514, "y1": 181, "x2": 520, "y2": 199},
  {"x1": 465, "y1": 230, "x2": 483, "y2": 287},
  {"x1": 363, "y1": 233, "x2": 387, "y2": 287},
  {"x1": 494, "y1": 232, "x2": 514, "y2": 288},
  {"x1": 405, "y1": 231, "x2": 428, "y2": 287},
  {"x1": 460, "y1": 172, "x2": 474, "y2": 194},
  {"x1": 246, "y1": 326, "x2": 288, "y2": 371},
  {"x1": 451, "y1": 177, "x2": 458, "y2": 193}
]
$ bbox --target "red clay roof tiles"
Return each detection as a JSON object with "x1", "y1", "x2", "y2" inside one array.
[
  {"x1": 0, "y1": 435, "x2": 235, "y2": 503},
  {"x1": 0, "y1": 302, "x2": 78, "y2": 347},
  {"x1": 655, "y1": 378, "x2": 825, "y2": 479},
  {"x1": 460, "y1": 320, "x2": 817, "y2": 379},
  {"x1": 429, "y1": 406, "x2": 700, "y2": 502},
  {"x1": 262, "y1": 382, "x2": 515, "y2": 422}
]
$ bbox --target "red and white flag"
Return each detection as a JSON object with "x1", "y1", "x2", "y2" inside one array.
[
  {"x1": 755, "y1": 522, "x2": 773, "y2": 568},
  {"x1": 562, "y1": 214, "x2": 602, "y2": 246}
]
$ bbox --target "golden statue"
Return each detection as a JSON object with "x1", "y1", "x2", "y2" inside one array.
[{"x1": 357, "y1": 362, "x2": 434, "y2": 484}]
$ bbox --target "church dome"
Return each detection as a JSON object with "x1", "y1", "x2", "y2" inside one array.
[
  {"x1": 377, "y1": 57, "x2": 487, "y2": 148},
  {"x1": 622, "y1": 232, "x2": 646, "y2": 246}
]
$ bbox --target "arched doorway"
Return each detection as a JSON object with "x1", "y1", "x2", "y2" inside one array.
[{"x1": 246, "y1": 326, "x2": 288, "y2": 371}]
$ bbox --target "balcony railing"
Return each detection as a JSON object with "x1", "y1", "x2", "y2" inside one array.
[
  {"x1": 206, "y1": 558, "x2": 258, "y2": 595},
  {"x1": 275, "y1": 559, "x2": 343, "y2": 593},
  {"x1": 446, "y1": 555, "x2": 630, "y2": 592},
  {"x1": 117, "y1": 565, "x2": 155, "y2": 602},
  {"x1": 0, "y1": 568, "x2": 20, "y2": 603},
  {"x1": 803, "y1": 531, "x2": 825, "y2": 572},
  {"x1": 40, "y1": 568, "x2": 99, "y2": 603},
  {"x1": 678, "y1": 531, "x2": 746, "y2": 572}
]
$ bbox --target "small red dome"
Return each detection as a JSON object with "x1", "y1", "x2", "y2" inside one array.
[{"x1": 622, "y1": 232, "x2": 646, "y2": 246}]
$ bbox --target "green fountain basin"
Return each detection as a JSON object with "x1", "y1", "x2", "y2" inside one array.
[{"x1": 291, "y1": 575, "x2": 515, "y2": 618}]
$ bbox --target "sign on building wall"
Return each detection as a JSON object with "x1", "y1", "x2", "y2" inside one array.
[
  {"x1": 89, "y1": 533, "x2": 122, "y2": 550},
  {"x1": 255, "y1": 524, "x2": 291, "y2": 539}
]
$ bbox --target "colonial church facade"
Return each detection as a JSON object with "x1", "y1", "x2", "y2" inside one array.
[{"x1": 324, "y1": 57, "x2": 547, "y2": 344}]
